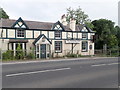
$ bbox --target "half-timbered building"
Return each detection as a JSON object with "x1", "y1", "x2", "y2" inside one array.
[{"x1": 0, "y1": 15, "x2": 95, "y2": 59}]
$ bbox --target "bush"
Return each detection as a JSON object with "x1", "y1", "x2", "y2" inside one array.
[
  {"x1": 26, "y1": 52, "x2": 35, "y2": 59},
  {"x1": 2, "y1": 50, "x2": 14, "y2": 60},
  {"x1": 65, "y1": 54, "x2": 77, "y2": 58},
  {"x1": 15, "y1": 44, "x2": 25, "y2": 60}
]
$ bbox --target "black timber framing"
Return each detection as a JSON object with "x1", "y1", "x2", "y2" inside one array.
[
  {"x1": 0, "y1": 27, "x2": 93, "y2": 41},
  {"x1": 1, "y1": 27, "x2": 94, "y2": 33},
  {"x1": 33, "y1": 30, "x2": 34, "y2": 39},
  {"x1": 6, "y1": 29, "x2": 8, "y2": 38}
]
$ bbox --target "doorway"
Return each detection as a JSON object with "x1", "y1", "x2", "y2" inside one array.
[{"x1": 40, "y1": 44, "x2": 46, "y2": 58}]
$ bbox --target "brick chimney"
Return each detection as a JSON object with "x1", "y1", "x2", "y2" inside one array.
[
  {"x1": 69, "y1": 18, "x2": 76, "y2": 31},
  {"x1": 61, "y1": 14, "x2": 67, "y2": 26}
]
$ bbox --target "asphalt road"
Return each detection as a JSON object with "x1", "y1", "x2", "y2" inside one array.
[{"x1": 2, "y1": 57, "x2": 119, "y2": 88}]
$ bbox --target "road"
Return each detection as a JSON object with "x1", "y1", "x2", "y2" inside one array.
[{"x1": 2, "y1": 57, "x2": 119, "y2": 88}]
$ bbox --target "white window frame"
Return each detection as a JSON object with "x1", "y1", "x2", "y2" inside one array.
[
  {"x1": 82, "y1": 33, "x2": 88, "y2": 39},
  {"x1": 82, "y1": 41, "x2": 88, "y2": 52},
  {"x1": 55, "y1": 31, "x2": 62, "y2": 39},
  {"x1": 55, "y1": 41, "x2": 62, "y2": 53},
  {"x1": 17, "y1": 29, "x2": 25, "y2": 38}
]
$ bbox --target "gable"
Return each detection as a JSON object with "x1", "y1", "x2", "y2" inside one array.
[
  {"x1": 52, "y1": 21, "x2": 65, "y2": 31},
  {"x1": 33, "y1": 34, "x2": 52, "y2": 45},
  {"x1": 81, "y1": 26, "x2": 88, "y2": 32},
  {"x1": 12, "y1": 17, "x2": 29, "y2": 29}
]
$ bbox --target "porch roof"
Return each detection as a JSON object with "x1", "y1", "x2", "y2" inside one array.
[{"x1": 33, "y1": 34, "x2": 52, "y2": 45}]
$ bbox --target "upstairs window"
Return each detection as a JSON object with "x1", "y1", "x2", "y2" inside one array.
[
  {"x1": 17, "y1": 29, "x2": 25, "y2": 37},
  {"x1": 82, "y1": 33, "x2": 88, "y2": 39},
  {"x1": 55, "y1": 31, "x2": 62, "y2": 39}
]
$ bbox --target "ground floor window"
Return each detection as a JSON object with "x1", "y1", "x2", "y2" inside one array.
[
  {"x1": 82, "y1": 41, "x2": 88, "y2": 52},
  {"x1": 55, "y1": 41, "x2": 62, "y2": 53}
]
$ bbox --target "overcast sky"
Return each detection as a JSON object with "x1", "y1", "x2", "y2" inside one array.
[{"x1": 0, "y1": 0, "x2": 119, "y2": 25}]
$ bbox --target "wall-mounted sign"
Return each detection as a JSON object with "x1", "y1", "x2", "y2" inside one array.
[{"x1": 66, "y1": 40, "x2": 80, "y2": 44}]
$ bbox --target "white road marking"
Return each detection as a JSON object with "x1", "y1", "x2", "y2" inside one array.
[
  {"x1": 92, "y1": 62, "x2": 119, "y2": 67},
  {"x1": 92, "y1": 64, "x2": 106, "y2": 67},
  {"x1": 6, "y1": 67, "x2": 71, "y2": 77},
  {"x1": 107, "y1": 63, "x2": 118, "y2": 65}
]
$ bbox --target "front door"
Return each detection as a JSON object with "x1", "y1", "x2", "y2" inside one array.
[{"x1": 40, "y1": 44, "x2": 46, "y2": 58}]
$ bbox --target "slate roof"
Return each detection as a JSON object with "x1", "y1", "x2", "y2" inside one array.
[{"x1": 0, "y1": 18, "x2": 95, "y2": 32}]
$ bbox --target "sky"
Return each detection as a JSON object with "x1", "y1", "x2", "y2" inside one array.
[{"x1": 0, "y1": 0, "x2": 119, "y2": 25}]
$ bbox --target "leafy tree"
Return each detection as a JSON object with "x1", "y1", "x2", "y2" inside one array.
[
  {"x1": 0, "y1": 8, "x2": 9, "y2": 19},
  {"x1": 114, "y1": 26, "x2": 120, "y2": 47},
  {"x1": 66, "y1": 6, "x2": 89, "y2": 25},
  {"x1": 85, "y1": 21, "x2": 94, "y2": 30},
  {"x1": 92, "y1": 19, "x2": 118, "y2": 49}
]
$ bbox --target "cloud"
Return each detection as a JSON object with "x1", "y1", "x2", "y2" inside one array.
[{"x1": 0, "y1": 0, "x2": 118, "y2": 25}]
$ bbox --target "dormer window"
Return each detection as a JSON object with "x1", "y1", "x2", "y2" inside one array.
[
  {"x1": 17, "y1": 29, "x2": 25, "y2": 37},
  {"x1": 82, "y1": 33, "x2": 88, "y2": 39},
  {"x1": 52, "y1": 21, "x2": 64, "y2": 39},
  {"x1": 55, "y1": 31, "x2": 62, "y2": 39}
]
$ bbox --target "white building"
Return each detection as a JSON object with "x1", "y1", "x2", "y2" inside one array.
[{"x1": 0, "y1": 15, "x2": 95, "y2": 59}]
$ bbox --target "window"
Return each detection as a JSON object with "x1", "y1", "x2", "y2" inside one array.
[
  {"x1": 55, "y1": 31, "x2": 62, "y2": 39},
  {"x1": 17, "y1": 29, "x2": 25, "y2": 37},
  {"x1": 82, "y1": 33, "x2": 88, "y2": 39},
  {"x1": 55, "y1": 41, "x2": 62, "y2": 53},
  {"x1": 82, "y1": 41, "x2": 88, "y2": 52}
]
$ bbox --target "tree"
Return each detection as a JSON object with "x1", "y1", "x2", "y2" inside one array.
[
  {"x1": 85, "y1": 21, "x2": 94, "y2": 30},
  {"x1": 114, "y1": 26, "x2": 120, "y2": 47},
  {"x1": 0, "y1": 8, "x2": 9, "y2": 19},
  {"x1": 66, "y1": 6, "x2": 89, "y2": 25},
  {"x1": 92, "y1": 19, "x2": 118, "y2": 49}
]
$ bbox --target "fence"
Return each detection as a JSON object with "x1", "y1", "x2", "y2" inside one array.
[
  {"x1": 94, "y1": 49, "x2": 120, "y2": 57},
  {"x1": 0, "y1": 49, "x2": 120, "y2": 61}
]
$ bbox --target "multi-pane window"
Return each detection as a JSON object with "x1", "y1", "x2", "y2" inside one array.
[
  {"x1": 82, "y1": 33, "x2": 88, "y2": 39},
  {"x1": 55, "y1": 41, "x2": 62, "y2": 53},
  {"x1": 55, "y1": 31, "x2": 62, "y2": 39},
  {"x1": 82, "y1": 41, "x2": 88, "y2": 52},
  {"x1": 17, "y1": 29, "x2": 25, "y2": 37}
]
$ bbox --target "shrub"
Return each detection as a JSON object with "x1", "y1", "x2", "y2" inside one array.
[
  {"x1": 26, "y1": 52, "x2": 35, "y2": 59},
  {"x1": 15, "y1": 44, "x2": 25, "y2": 60},
  {"x1": 65, "y1": 54, "x2": 77, "y2": 58},
  {"x1": 2, "y1": 50, "x2": 14, "y2": 60}
]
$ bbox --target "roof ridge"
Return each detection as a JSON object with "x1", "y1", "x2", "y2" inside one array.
[{"x1": 1, "y1": 18, "x2": 54, "y2": 24}]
